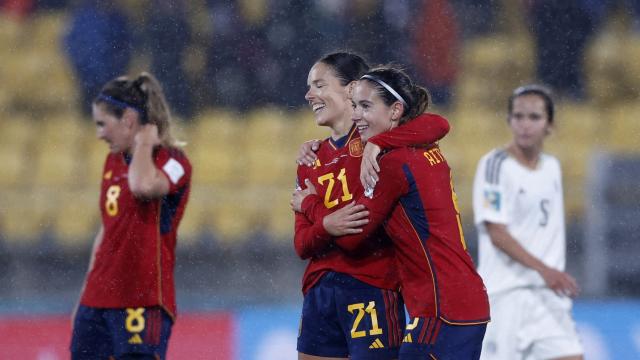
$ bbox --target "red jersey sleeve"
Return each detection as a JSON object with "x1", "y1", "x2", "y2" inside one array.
[
  {"x1": 368, "y1": 113, "x2": 450, "y2": 150},
  {"x1": 299, "y1": 154, "x2": 408, "y2": 253},
  {"x1": 154, "y1": 147, "x2": 192, "y2": 194},
  {"x1": 293, "y1": 165, "x2": 332, "y2": 259},
  {"x1": 333, "y1": 154, "x2": 407, "y2": 252},
  {"x1": 300, "y1": 194, "x2": 328, "y2": 223}
]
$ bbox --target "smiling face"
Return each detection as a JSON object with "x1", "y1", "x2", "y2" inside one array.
[
  {"x1": 508, "y1": 94, "x2": 551, "y2": 152},
  {"x1": 351, "y1": 80, "x2": 398, "y2": 142},
  {"x1": 93, "y1": 103, "x2": 136, "y2": 154},
  {"x1": 305, "y1": 61, "x2": 353, "y2": 128}
]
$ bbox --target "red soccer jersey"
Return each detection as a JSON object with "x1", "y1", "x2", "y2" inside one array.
[
  {"x1": 294, "y1": 114, "x2": 450, "y2": 294},
  {"x1": 81, "y1": 146, "x2": 191, "y2": 318},
  {"x1": 367, "y1": 113, "x2": 450, "y2": 150},
  {"x1": 302, "y1": 145, "x2": 490, "y2": 323}
]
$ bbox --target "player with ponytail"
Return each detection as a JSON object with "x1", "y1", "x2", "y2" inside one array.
[
  {"x1": 71, "y1": 72, "x2": 191, "y2": 360},
  {"x1": 293, "y1": 66, "x2": 489, "y2": 359}
]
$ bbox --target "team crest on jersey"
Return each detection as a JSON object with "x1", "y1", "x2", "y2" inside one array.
[
  {"x1": 483, "y1": 190, "x2": 501, "y2": 211},
  {"x1": 349, "y1": 138, "x2": 363, "y2": 157}
]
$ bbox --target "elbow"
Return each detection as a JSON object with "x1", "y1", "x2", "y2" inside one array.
[
  {"x1": 129, "y1": 179, "x2": 155, "y2": 199},
  {"x1": 438, "y1": 117, "x2": 451, "y2": 136},
  {"x1": 294, "y1": 240, "x2": 311, "y2": 260},
  {"x1": 488, "y1": 235, "x2": 502, "y2": 248},
  {"x1": 485, "y1": 224, "x2": 506, "y2": 248},
  {"x1": 441, "y1": 122, "x2": 451, "y2": 136},
  {"x1": 295, "y1": 248, "x2": 310, "y2": 260}
]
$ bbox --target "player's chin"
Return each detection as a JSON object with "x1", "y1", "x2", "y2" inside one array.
[
  {"x1": 358, "y1": 129, "x2": 372, "y2": 142},
  {"x1": 515, "y1": 138, "x2": 537, "y2": 150},
  {"x1": 315, "y1": 115, "x2": 332, "y2": 127}
]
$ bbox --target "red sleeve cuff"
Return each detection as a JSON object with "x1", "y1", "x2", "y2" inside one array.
[{"x1": 301, "y1": 194, "x2": 324, "y2": 221}]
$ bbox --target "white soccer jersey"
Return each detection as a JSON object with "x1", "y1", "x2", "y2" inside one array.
[{"x1": 473, "y1": 148, "x2": 566, "y2": 295}]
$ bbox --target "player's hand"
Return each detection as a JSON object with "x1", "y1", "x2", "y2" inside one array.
[
  {"x1": 539, "y1": 267, "x2": 580, "y2": 297},
  {"x1": 290, "y1": 179, "x2": 317, "y2": 212},
  {"x1": 322, "y1": 202, "x2": 369, "y2": 236},
  {"x1": 360, "y1": 142, "x2": 382, "y2": 190},
  {"x1": 297, "y1": 139, "x2": 321, "y2": 167},
  {"x1": 134, "y1": 124, "x2": 161, "y2": 147}
]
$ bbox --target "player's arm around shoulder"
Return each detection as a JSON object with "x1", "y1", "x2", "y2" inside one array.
[{"x1": 361, "y1": 115, "x2": 450, "y2": 189}]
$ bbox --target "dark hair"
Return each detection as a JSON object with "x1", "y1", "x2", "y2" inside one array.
[
  {"x1": 94, "y1": 72, "x2": 182, "y2": 147},
  {"x1": 508, "y1": 84, "x2": 554, "y2": 124},
  {"x1": 361, "y1": 66, "x2": 430, "y2": 124},
  {"x1": 318, "y1": 51, "x2": 370, "y2": 86}
]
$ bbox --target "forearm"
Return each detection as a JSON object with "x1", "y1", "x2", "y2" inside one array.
[
  {"x1": 485, "y1": 222, "x2": 549, "y2": 273},
  {"x1": 302, "y1": 194, "x2": 381, "y2": 252},
  {"x1": 369, "y1": 113, "x2": 450, "y2": 149},
  {"x1": 128, "y1": 143, "x2": 158, "y2": 194},
  {"x1": 301, "y1": 195, "x2": 329, "y2": 223},
  {"x1": 333, "y1": 225, "x2": 374, "y2": 253},
  {"x1": 129, "y1": 142, "x2": 170, "y2": 198},
  {"x1": 294, "y1": 214, "x2": 332, "y2": 259},
  {"x1": 333, "y1": 199, "x2": 394, "y2": 252}
]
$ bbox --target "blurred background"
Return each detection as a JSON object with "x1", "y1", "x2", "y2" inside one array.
[{"x1": 0, "y1": 0, "x2": 639, "y2": 359}]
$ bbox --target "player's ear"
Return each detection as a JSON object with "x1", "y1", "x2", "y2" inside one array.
[
  {"x1": 122, "y1": 108, "x2": 139, "y2": 129},
  {"x1": 391, "y1": 101, "x2": 403, "y2": 121},
  {"x1": 545, "y1": 124, "x2": 553, "y2": 136},
  {"x1": 347, "y1": 80, "x2": 357, "y2": 98}
]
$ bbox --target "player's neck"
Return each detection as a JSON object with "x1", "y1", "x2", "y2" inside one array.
[
  {"x1": 329, "y1": 118, "x2": 353, "y2": 140},
  {"x1": 506, "y1": 142, "x2": 541, "y2": 170}
]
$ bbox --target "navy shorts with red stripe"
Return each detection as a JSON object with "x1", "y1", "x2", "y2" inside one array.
[
  {"x1": 297, "y1": 271, "x2": 405, "y2": 359},
  {"x1": 399, "y1": 317, "x2": 487, "y2": 359},
  {"x1": 71, "y1": 305, "x2": 172, "y2": 360}
]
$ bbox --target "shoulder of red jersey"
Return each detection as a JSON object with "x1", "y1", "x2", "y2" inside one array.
[
  {"x1": 379, "y1": 145, "x2": 412, "y2": 161},
  {"x1": 103, "y1": 152, "x2": 122, "y2": 170},
  {"x1": 155, "y1": 146, "x2": 192, "y2": 186},
  {"x1": 377, "y1": 148, "x2": 407, "y2": 174},
  {"x1": 379, "y1": 145, "x2": 446, "y2": 170}
]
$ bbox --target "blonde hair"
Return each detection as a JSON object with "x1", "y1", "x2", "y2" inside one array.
[{"x1": 94, "y1": 72, "x2": 184, "y2": 147}]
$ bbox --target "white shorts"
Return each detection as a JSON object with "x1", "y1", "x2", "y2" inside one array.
[{"x1": 480, "y1": 287, "x2": 583, "y2": 360}]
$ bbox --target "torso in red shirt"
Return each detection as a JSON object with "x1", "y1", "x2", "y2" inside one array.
[
  {"x1": 327, "y1": 145, "x2": 490, "y2": 323},
  {"x1": 81, "y1": 146, "x2": 191, "y2": 318},
  {"x1": 294, "y1": 125, "x2": 400, "y2": 294}
]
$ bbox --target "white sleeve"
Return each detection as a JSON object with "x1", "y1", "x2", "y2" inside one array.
[{"x1": 473, "y1": 153, "x2": 512, "y2": 226}]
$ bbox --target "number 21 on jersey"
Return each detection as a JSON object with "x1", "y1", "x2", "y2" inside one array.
[
  {"x1": 317, "y1": 168, "x2": 353, "y2": 209},
  {"x1": 348, "y1": 301, "x2": 383, "y2": 338}
]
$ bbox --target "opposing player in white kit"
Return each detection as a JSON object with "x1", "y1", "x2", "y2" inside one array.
[{"x1": 473, "y1": 85, "x2": 584, "y2": 360}]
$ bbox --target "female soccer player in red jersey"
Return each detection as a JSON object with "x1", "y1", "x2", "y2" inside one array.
[
  {"x1": 294, "y1": 52, "x2": 450, "y2": 360},
  {"x1": 71, "y1": 72, "x2": 191, "y2": 360},
  {"x1": 294, "y1": 67, "x2": 489, "y2": 359}
]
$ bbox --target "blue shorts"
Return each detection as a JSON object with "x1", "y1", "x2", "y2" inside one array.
[
  {"x1": 399, "y1": 317, "x2": 487, "y2": 360},
  {"x1": 70, "y1": 305, "x2": 173, "y2": 360},
  {"x1": 297, "y1": 272, "x2": 405, "y2": 359}
]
